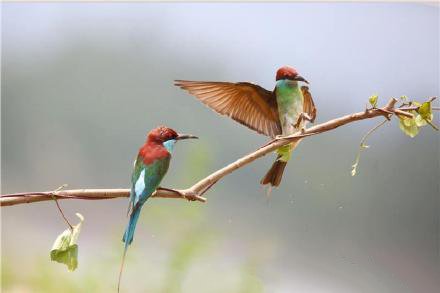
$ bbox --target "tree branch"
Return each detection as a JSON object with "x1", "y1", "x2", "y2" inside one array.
[{"x1": 1, "y1": 97, "x2": 437, "y2": 207}]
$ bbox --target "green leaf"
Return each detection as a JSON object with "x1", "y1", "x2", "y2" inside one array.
[
  {"x1": 400, "y1": 95, "x2": 408, "y2": 102},
  {"x1": 399, "y1": 115, "x2": 419, "y2": 138},
  {"x1": 50, "y1": 213, "x2": 84, "y2": 271},
  {"x1": 368, "y1": 95, "x2": 378, "y2": 108},
  {"x1": 415, "y1": 114, "x2": 428, "y2": 127},
  {"x1": 418, "y1": 102, "x2": 432, "y2": 121},
  {"x1": 415, "y1": 101, "x2": 439, "y2": 130}
]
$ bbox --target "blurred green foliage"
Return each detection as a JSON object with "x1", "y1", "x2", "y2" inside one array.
[
  {"x1": 1, "y1": 144, "x2": 266, "y2": 292},
  {"x1": 2, "y1": 204, "x2": 265, "y2": 293}
]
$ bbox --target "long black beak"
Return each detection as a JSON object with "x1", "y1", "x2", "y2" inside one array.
[
  {"x1": 294, "y1": 75, "x2": 309, "y2": 84},
  {"x1": 176, "y1": 134, "x2": 198, "y2": 140}
]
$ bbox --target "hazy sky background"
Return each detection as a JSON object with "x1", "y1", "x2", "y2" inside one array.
[{"x1": 2, "y1": 3, "x2": 439, "y2": 292}]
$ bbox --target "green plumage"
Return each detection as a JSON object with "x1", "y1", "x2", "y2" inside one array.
[
  {"x1": 275, "y1": 80, "x2": 304, "y2": 162},
  {"x1": 129, "y1": 155, "x2": 170, "y2": 210}
]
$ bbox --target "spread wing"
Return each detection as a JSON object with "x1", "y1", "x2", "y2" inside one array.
[
  {"x1": 301, "y1": 86, "x2": 317, "y2": 123},
  {"x1": 175, "y1": 80, "x2": 282, "y2": 138}
]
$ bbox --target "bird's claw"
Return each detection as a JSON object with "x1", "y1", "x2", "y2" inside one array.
[
  {"x1": 183, "y1": 193, "x2": 199, "y2": 202},
  {"x1": 303, "y1": 113, "x2": 313, "y2": 122},
  {"x1": 293, "y1": 112, "x2": 313, "y2": 129},
  {"x1": 157, "y1": 187, "x2": 199, "y2": 202}
]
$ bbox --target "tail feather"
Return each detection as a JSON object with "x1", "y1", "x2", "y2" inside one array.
[
  {"x1": 261, "y1": 140, "x2": 301, "y2": 187},
  {"x1": 260, "y1": 156, "x2": 287, "y2": 187},
  {"x1": 117, "y1": 244, "x2": 129, "y2": 293},
  {"x1": 122, "y1": 207, "x2": 141, "y2": 245},
  {"x1": 118, "y1": 207, "x2": 141, "y2": 292}
]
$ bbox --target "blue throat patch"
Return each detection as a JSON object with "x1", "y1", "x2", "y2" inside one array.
[
  {"x1": 163, "y1": 139, "x2": 176, "y2": 153},
  {"x1": 276, "y1": 79, "x2": 298, "y2": 87}
]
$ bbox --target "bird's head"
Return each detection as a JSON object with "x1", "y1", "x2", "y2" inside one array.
[
  {"x1": 147, "y1": 126, "x2": 198, "y2": 144},
  {"x1": 276, "y1": 66, "x2": 308, "y2": 84}
]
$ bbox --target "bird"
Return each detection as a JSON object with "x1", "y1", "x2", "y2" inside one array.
[
  {"x1": 175, "y1": 66, "x2": 316, "y2": 187},
  {"x1": 118, "y1": 126, "x2": 198, "y2": 292}
]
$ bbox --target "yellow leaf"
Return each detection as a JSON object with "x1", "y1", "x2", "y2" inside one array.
[
  {"x1": 50, "y1": 213, "x2": 84, "y2": 271},
  {"x1": 399, "y1": 116, "x2": 419, "y2": 138},
  {"x1": 418, "y1": 102, "x2": 432, "y2": 121},
  {"x1": 368, "y1": 95, "x2": 378, "y2": 108}
]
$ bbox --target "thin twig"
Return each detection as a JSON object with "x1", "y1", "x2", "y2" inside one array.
[
  {"x1": 399, "y1": 97, "x2": 438, "y2": 111},
  {"x1": 50, "y1": 184, "x2": 74, "y2": 230},
  {"x1": 393, "y1": 109, "x2": 414, "y2": 118},
  {"x1": 426, "y1": 120, "x2": 439, "y2": 131},
  {"x1": 351, "y1": 119, "x2": 389, "y2": 176}
]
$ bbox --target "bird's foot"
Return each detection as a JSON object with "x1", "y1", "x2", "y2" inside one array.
[
  {"x1": 156, "y1": 187, "x2": 177, "y2": 193},
  {"x1": 182, "y1": 193, "x2": 199, "y2": 202},
  {"x1": 303, "y1": 113, "x2": 313, "y2": 122},
  {"x1": 293, "y1": 112, "x2": 313, "y2": 129},
  {"x1": 156, "y1": 187, "x2": 194, "y2": 201}
]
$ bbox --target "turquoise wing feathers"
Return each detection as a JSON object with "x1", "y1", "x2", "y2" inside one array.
[
  {"x1": 128, "y1": 155, "x2": 171, "y2": 212},
  {"x1": 124, "y1": 155, "x2": 170, "y2": 245}
]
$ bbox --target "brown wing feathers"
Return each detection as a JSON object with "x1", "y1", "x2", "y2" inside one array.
[
  {"x1": 301, "y1": 86, "x2": 317, "y2": 123},
  {"x1": 175, "y1": 81, "x2": 282, "y2": 138}
]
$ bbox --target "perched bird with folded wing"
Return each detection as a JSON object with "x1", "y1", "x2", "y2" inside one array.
[
  {"x1": 118, "y1": 126, "x2": 197, "y2": 292},
  {"x1": 175, "y1": 66, "x2": 316, "y2": 187}
]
